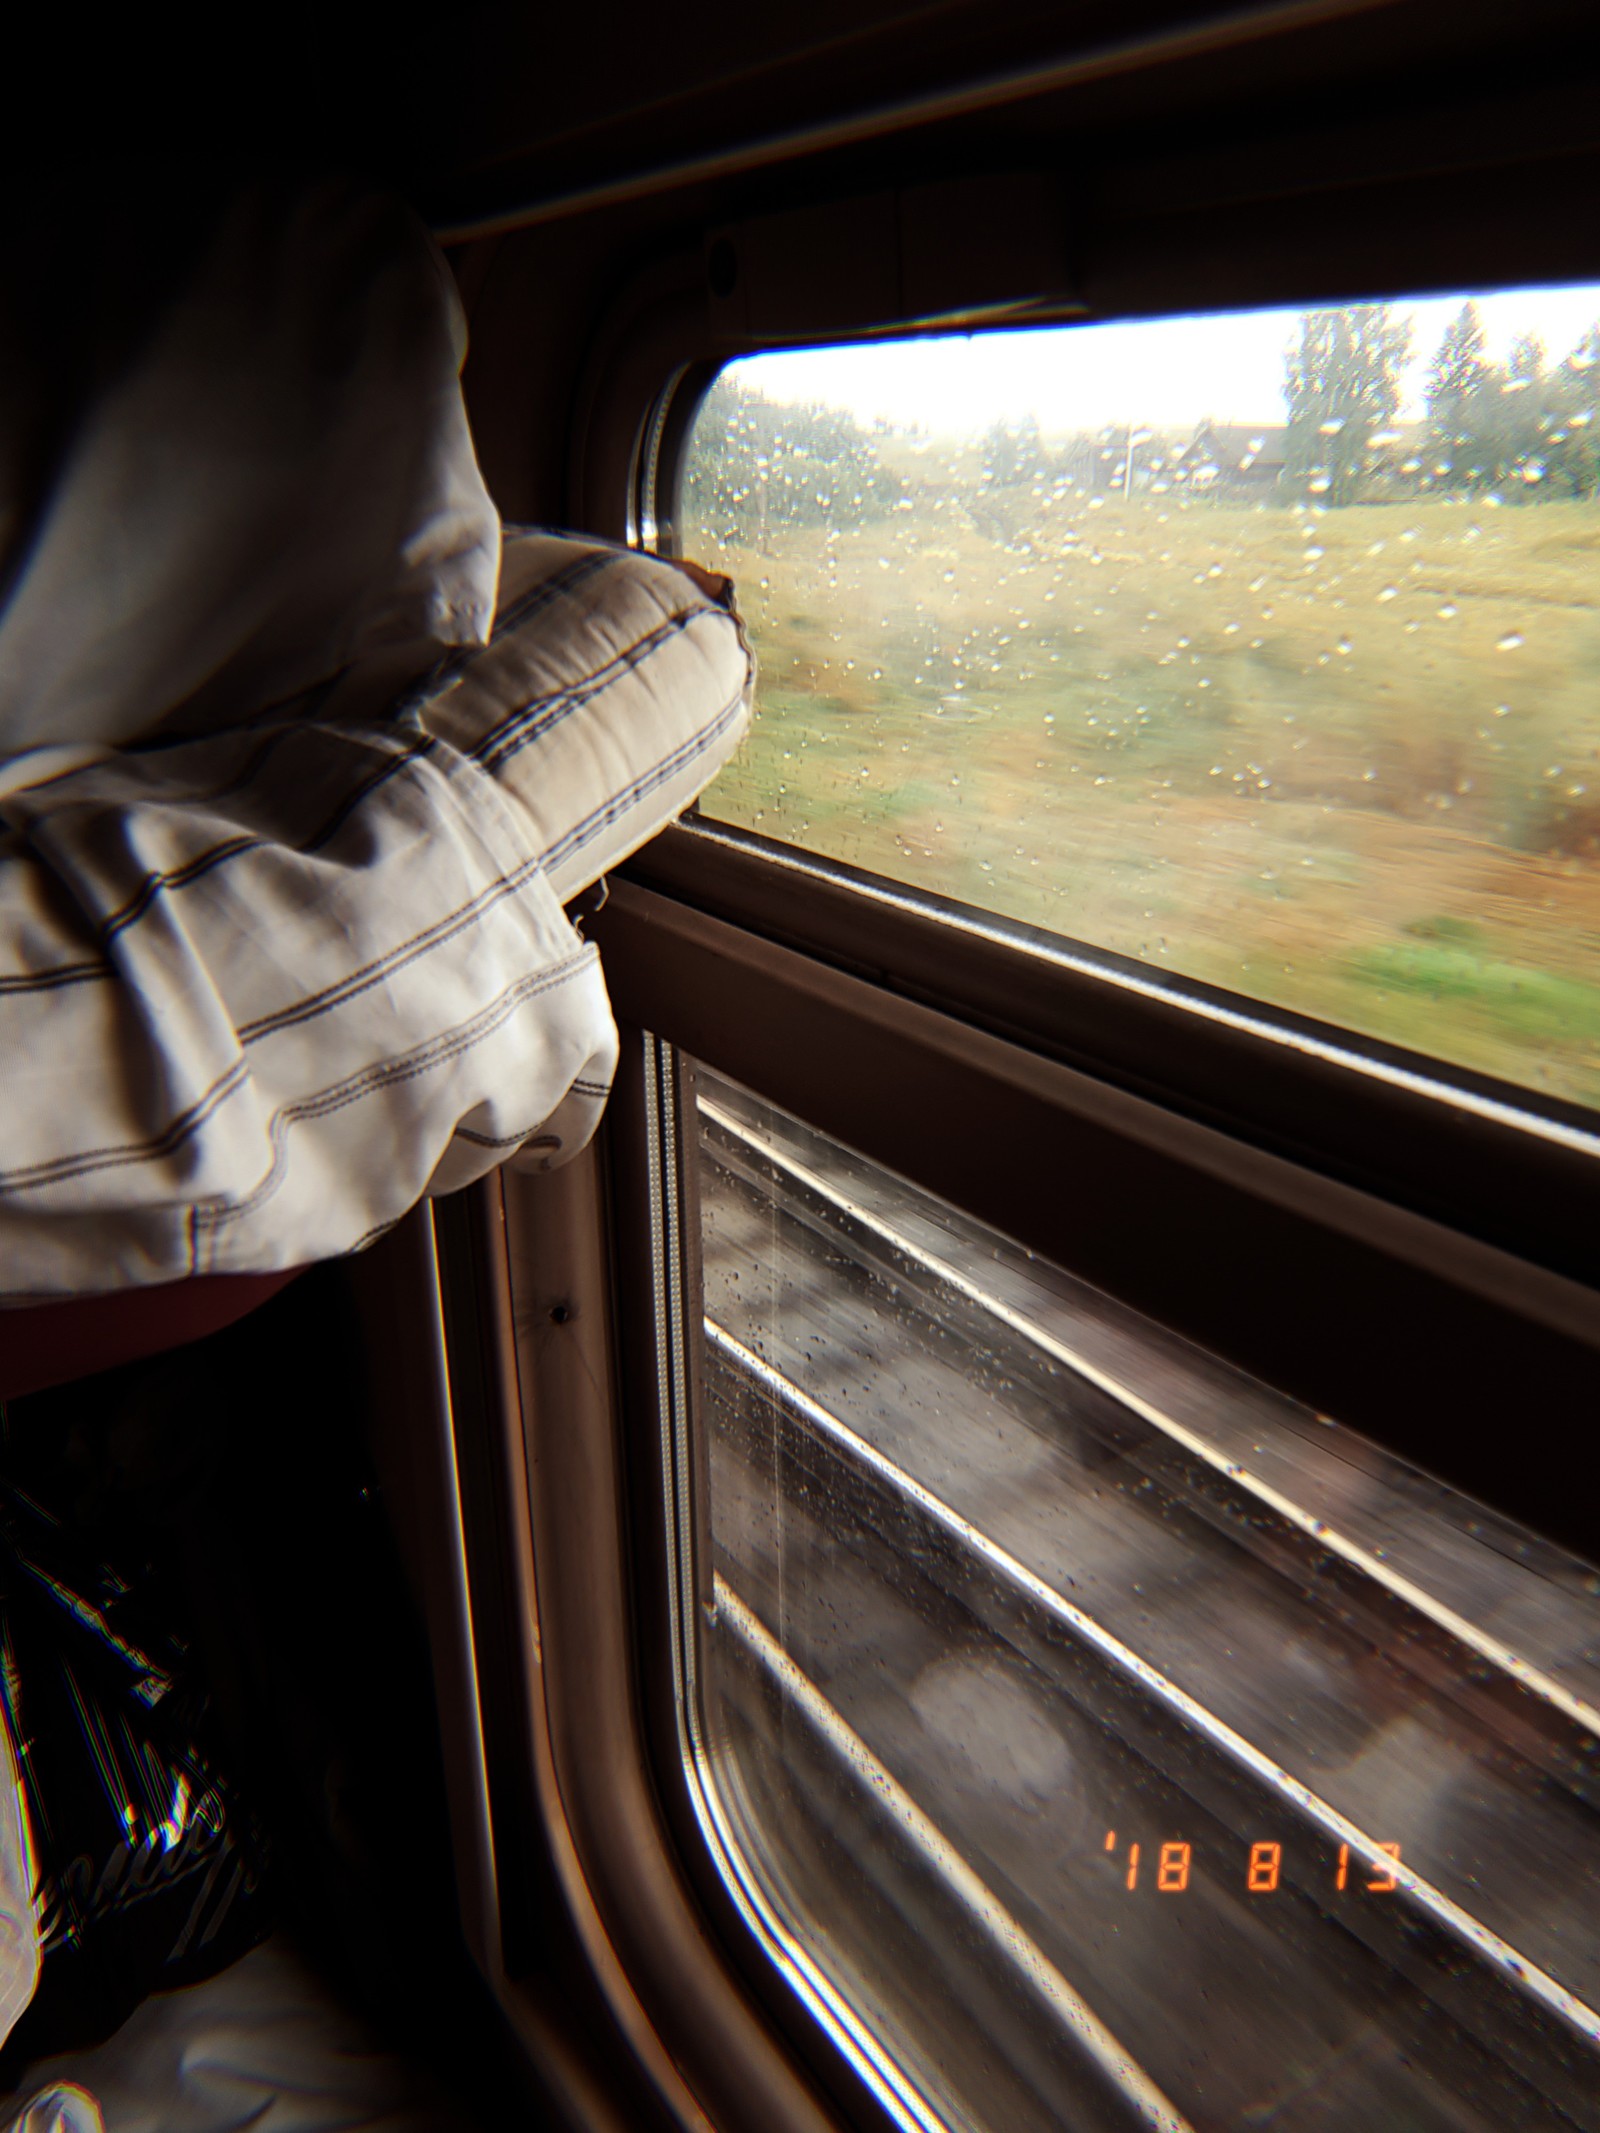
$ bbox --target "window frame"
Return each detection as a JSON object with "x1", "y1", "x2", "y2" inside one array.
[
  {"x1": 440, "y1": 54, "x2": 1600, "y2": 2131},
  {"x1": 590, "y1": 858, "x2": 1600, "y2": 1555}
]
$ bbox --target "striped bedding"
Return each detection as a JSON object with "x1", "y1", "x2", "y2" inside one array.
[{"x1": 0, "y1": 531, "x2": 752, "y2": 1301}]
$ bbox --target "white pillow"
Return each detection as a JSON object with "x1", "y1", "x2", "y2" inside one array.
[{"x1": 416, "y1": 528, "x2": 753, "y2": 904}]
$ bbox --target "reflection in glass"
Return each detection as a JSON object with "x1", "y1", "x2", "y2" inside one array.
[
  {"x1": 688, "y1": 1062, "x2": 1600, "y2": 2132},
  {"x1": 679, "y1": 294, "x2": 1600, "y2": 1110}
]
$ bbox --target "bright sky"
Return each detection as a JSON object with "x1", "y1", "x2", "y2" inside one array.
[{"x1": 729, "y1": 286, "x2": 1600, "y2": 439}]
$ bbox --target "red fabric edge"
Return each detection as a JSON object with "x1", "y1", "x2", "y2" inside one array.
[{"x1": 0, "y1": 1269, "x2": 306, "y2": 1401}]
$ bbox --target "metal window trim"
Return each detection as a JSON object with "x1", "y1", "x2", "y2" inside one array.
[
  {"x1": 589, "y1": 874, "x2": 1600, "y2": 1563},
  {"x1": 639, "y1": 1033, "x2": 965, "y2": 2133},
  {"x1": 562, "y1": 144, "x2": 1600, "y2": 549},
  {"x1": 621, "y1": 819, "x2": 1600, "y2": 1290},
  {"x1": 346, "y1": 1198, "x2": 677, "y2": 2129},
  {"x1": 622, "y1": 241, "x2": 1600, "y2": 1311},
  {"x1": 448, "y1": 93, "x2": 1600, "y2": 2131},
  {"x1": 460, "y1": 1126, "x2": 911, "y2": 2133},
  {"x1": 430, "y1": 1178, "x2": 710, "y2": 2130}
]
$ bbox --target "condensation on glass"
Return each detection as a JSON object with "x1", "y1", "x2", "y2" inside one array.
[
  {"x1": 664, "y1": 1054, "x2": 1600, "y2": 2133},
  {"x1": 677, "y1": 293, "x2": 1600, "y2": 1114}
]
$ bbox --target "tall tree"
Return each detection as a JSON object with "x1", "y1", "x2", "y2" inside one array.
[
  {"x1": 1423, "y1": 313, "x2": 1600, "y2": 498},
  {"x1": 1424, "y1": 302, "x2": 1503, "y2": 490},
  {"x1": 1283, "y1": 305, "x2": 1412, "y2": 505},
  {"x1": 1507, "y1": 330, "x2": 1546, "y2": 383},
  {"x1": 1547, "y1": 324, "x2": 1600, "y2": 498},
  {"x1": 1426, "y1": 301, "x2": 1493, "y2": 407},
  {"x1": 1499, "y1": 332, "x2": 1558, "y2": 494}
]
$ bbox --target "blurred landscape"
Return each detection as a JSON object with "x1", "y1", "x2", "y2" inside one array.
[{"x1": 681, "y1": 306, "x2": 1600, "y2": 1111}]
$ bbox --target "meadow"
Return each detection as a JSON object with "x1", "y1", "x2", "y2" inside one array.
[{"x1": 683, "y1": 484, "x2": 1600, "y2": 1112}]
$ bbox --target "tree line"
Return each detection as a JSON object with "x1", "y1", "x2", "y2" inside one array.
[
  {"x1": 1285, "y1": 300, "x2": 1600, "y2": 504},
  {"x1": 684, "y1": 303, "x2": 1600, "y2": 544},
  {"x1": 681, "y1": 377, "x2": 904, "y2": 546}
]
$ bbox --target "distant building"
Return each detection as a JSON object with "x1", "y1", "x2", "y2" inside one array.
[
  {"x1": 1363, "y1": 420, "x2": 1427, "y2": 487},
  {"x1": 1173, "y1": 420, "x2": 1287, "y2": 491}
]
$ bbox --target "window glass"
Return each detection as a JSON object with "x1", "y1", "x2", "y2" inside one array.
[
  {"x1": 680, "y1": 1057, "x2": 1600, "y2": 2133},
  {"x1": 679, "y1": 294, "x2": 1600, "y2": 1112}
]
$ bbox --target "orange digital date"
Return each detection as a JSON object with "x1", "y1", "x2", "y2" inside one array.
[{"x1": 1102, "y1": 1831, "x2": 1401, "y2": 1893}]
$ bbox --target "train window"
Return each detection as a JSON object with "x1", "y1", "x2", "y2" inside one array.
[
  {"x1": 679, "y1": 293, "x2": 1600, "y2": 1114},
  {"x1": 655, "y1": 1049, "x2": 1600, "y2": 2133}
]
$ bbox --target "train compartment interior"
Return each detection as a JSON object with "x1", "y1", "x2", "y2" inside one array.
[{"x1": 3, "y1": 4, "x2": 1600, "y2": 2129}]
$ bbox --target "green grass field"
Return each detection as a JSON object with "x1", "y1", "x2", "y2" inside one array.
[{"x1": 683, "y1": 490, "x2": 1600, "y2": 1111}]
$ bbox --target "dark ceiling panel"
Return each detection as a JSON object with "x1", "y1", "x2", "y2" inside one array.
[{"x1": 417, "y1": 0, "x2": 1598, "y2": 234}]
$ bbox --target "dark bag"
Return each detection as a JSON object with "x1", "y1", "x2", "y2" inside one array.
[{"x1": 0, "y1": 1363, "x2": 272, "y2": 2069}]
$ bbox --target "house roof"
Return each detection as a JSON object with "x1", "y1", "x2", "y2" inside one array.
[{"x1": 1185, "y1": 420, "x2": 1288, "y2": 471}]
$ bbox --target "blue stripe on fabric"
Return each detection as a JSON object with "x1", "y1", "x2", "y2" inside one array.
[
  {"x1": 476, "y1": 604, "x2": 718, "y2": 778},
  {"x1": 0, "y1": 1055, "x2": 253, "y2": 1195},
  {"x1": 0, "y1": 547, "x2": 688, "y2": 991},
  {"x1": 236, "y1": 855, "x2": 547, "y2": 1043},
  {"x1": 390, "y1": 545, "x2": 622, "y2": 716},
  {"x1": 191, "y1": 949, "x2": 599, "y2": 1234},
  {"x1": 96, "y1": 732, "x2": 440, "y2": 946},
  {"x1": 540, "y1": 685, "x2": 750, "y2": 874}
]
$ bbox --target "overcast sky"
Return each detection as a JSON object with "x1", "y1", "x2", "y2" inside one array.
[{"x1": 727, "y1": 286, "x2": 1600, "y2": 439}]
